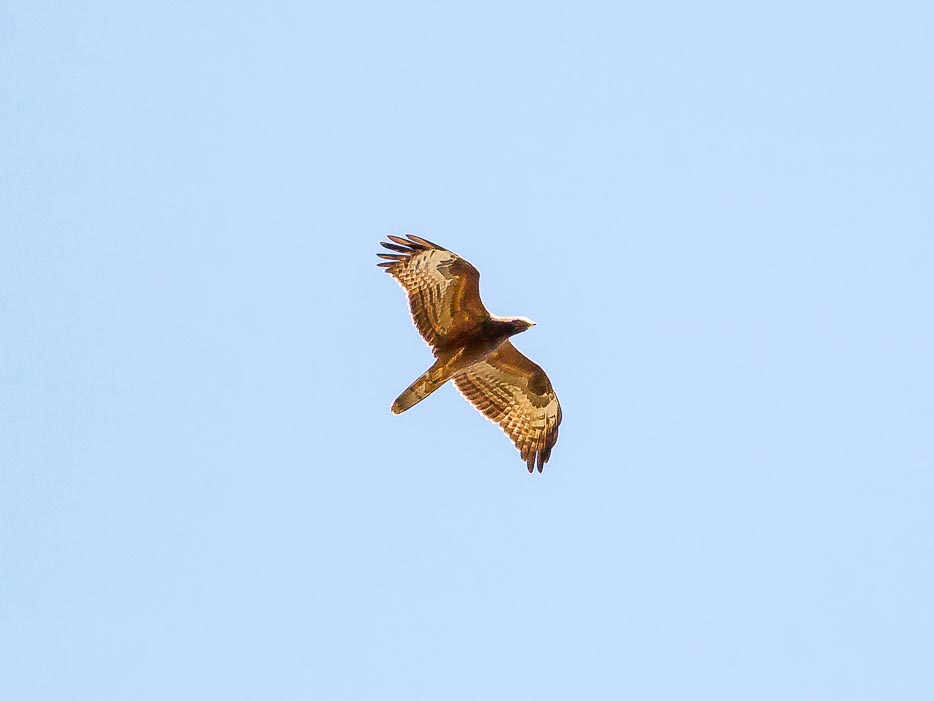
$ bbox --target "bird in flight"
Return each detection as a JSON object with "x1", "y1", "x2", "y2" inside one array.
[{"x1": 378, "y1": 234, "x2": 562, "y2": 472}]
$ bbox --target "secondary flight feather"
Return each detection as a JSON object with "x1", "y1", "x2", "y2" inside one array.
[{"x1": 378, "y1": 234, "x2": 561, "y2": 472}]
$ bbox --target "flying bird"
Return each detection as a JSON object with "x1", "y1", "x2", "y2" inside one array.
[{"x1": 377, "y1": 234, "x2": 562, "y2": 472}]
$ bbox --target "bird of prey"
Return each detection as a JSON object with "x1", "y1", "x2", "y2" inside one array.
[{"x1": 377, "y1": 234, "x2": 562, "y2": 472}]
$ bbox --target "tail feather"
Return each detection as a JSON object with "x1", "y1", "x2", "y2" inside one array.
[{"x1": 392, "y1": 362, "x2": 452, "y2": 414}]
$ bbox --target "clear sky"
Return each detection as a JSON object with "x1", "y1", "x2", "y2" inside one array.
[{"x1": 2, "y1": 2, "x2": 933, "y2": 699}]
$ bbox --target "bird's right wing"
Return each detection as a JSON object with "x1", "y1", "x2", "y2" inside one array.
[
  {"x1": 378, "y1": 234, "x2": 490, "y2": 354},
  {"x1": 452, "y1": 341, "x2": 562, "y2": 472}
]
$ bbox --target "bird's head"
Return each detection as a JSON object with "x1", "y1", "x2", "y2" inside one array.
[{"x1": 506, "y1": 316, "x2": 537, "y2": 335}]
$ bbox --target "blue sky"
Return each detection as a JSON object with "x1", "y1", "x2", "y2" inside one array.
[{"x1": 2, "y1": 1, "x2": 933, "y2": 699}]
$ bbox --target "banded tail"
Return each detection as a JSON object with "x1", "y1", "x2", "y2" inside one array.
[{"x1": 392, "y1": 360, "x2": 455, "y2": 414}]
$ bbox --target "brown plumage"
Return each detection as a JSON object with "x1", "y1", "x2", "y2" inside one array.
[{"x1": 378, "y1": 234, "x2": 562, "y2": 473}]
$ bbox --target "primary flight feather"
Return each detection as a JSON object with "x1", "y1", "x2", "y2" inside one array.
[{"x1": 378, "y1": 234, "x2": 562, "y2": 473}]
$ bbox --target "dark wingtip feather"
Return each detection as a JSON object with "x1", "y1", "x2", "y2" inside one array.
[
  {"x1": 380, "y1": 233, "x2": 444, "y2": 259},
  {"x1": 406, "y1": 233, "x2": 442, "y2": 249},
  {"x1": 380, "y1": 241, "x2": 411, "y2": 253},
  {"x1": 376, "y1": 261, "x2": 394, "y2": 268}
]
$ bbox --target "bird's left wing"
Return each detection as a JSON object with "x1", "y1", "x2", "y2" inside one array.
[{"x1": 452, "y1": 341, "x2": 562, "y2": 472}]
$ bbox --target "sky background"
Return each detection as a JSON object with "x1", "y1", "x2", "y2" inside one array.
[{"x1": 2, "y1": 1, "x2": 933, "y2": 699}]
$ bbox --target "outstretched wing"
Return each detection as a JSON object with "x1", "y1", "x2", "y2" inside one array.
[
  {"x1": 452, "y1": 341, "x2": 562, "y2": 473},
  {"x1": 378, "y1": 234, "x2": 490, "y2": 354}
]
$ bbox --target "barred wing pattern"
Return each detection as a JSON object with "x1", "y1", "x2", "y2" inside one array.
[
  {"x1": 453, "y1": 341, "x2": 562, "y2": 473},
  {"x1": 377, "y1": 234, "x2": 490, "y2": 354}
]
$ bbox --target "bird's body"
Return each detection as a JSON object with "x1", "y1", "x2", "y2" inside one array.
[
  {"x1": 391, "y1": 316, "x2": 533, "y2": 414},
  {"x1": 378, "y1": 234, "x2": 561, "y2": 472}
]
